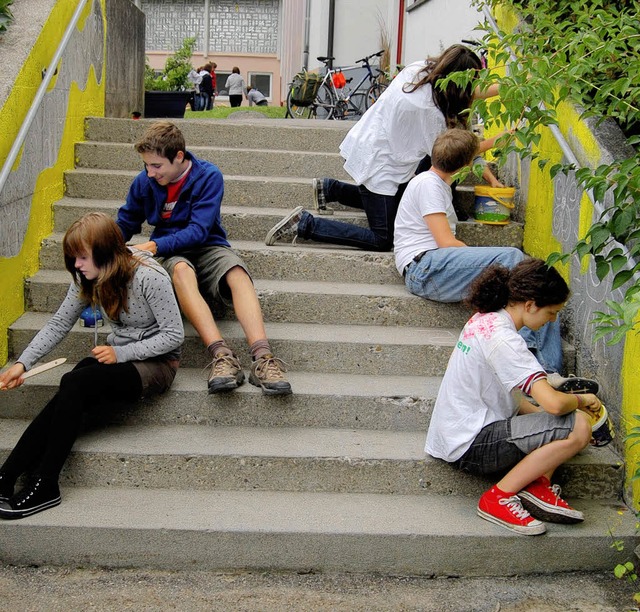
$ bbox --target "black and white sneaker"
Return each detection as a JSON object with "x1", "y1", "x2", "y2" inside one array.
[
  {"x1": 547, "y1": 373, "x2": 600, "y2": 395},
  {"x1": 0, "y1": 472, "x2": 14, "y2": 503},
  {"x1": 313, "y1": 178, "x2": 333, "y2": 215},
  {"x1": 0, "y1": 477, "x2": 61, "y2": 520},
  {"x1": 265, "y1": 206, "x2": 305, "y2": 246}
]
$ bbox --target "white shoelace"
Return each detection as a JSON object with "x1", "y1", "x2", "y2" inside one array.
[
  {"x1": 499, "y1": 495, "x2": 532, "y2": 520},
  {"x1": 549, "y1": 484, "x2": 565, "y2": 506}
]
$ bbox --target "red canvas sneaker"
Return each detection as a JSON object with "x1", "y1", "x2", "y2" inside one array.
[
  {"x1": 477, "y1": 486, "x2": 546, "y2": 536},
  {"x1": 518, "y1": 476, "x2": 584, "y2": 524}
]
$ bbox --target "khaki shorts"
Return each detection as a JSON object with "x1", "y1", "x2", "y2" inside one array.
[{"x1": 159, "y1": 245, "x2": 251, "y2": 308}]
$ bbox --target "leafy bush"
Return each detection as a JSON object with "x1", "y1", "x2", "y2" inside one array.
[
  {"x1": 446, "y1": 0, "x2": 640, "y2": 342},
  {"x1": 0, "y1": 0, "x2": 14, "y2": 34},
  {"x1": 144, "y1": 37, "x2": 197, "y2": 92}
]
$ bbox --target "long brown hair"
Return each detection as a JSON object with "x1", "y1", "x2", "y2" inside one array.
[
  {"x1": 63, "y1": 212, "x2": 139, "y2": 320},
  {"x1": 403, "y1": 44, "x2": 482, "y2": 128}
]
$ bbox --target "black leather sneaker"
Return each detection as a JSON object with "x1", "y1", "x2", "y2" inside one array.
[
  {"x1": 0, "y1": 477, "x2": 61, "y2": 520},
  {"x1": 0, "y1": 472, "x2": 15, "y2": 503}
]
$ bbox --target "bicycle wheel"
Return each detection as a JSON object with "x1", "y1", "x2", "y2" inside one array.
[
  {"x1": 286, "y1": 89, "x2": 313, "y2": 119},
  {"x1": 313, "y1": 83, "x2": 336, "y2": 119},
  {"x1": 365, "y1": 82, "x2": 388, "y2": 109}
]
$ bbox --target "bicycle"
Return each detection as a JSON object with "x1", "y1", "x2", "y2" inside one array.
[{"x1": 286, "y1": 50, "x2": 388, "y2": 120}]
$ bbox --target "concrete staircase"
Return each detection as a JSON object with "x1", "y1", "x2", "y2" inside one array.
[{"x1": 0, "y1": 117, "x2": 635, "y2": 575}]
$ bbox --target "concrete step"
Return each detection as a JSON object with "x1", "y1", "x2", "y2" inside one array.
[
  {"x1": 64, "y1": 169, "x2": 316, "y2": 205},
  {"x1": 84, "y1": 116, "x2": 352, "y2": 153},
  {"x1": 0, "y1": 486, "x2": 634, "y2": 575},
  {"x1": 8, "y1": 313, "x2": 460, "y2": 375},
  {"x1": 74, "y1": 142, "x2": 351, "y2": 179},
  {"x1": 52, "y1": 197, "x2": 524, "y2": 248},
  {"x1": 26, "y1": 270, "x2": 471, "y2": 329},
  {"x1": 0, "y1": 364, "x2": 437, "y2": 431},
  {"x1": 0, "y1": 419, "x2": 624, "y2": 499},
  {"x1": 39, "y1": 235, "x2": 402, "y2": 285},
  {"x1": 38, "y1": 233, "x2": 523, "y2": 287}
]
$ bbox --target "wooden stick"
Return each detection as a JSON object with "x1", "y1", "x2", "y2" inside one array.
[{"x1": 0, "y1": 358, "x2": 67, "y2": 389}]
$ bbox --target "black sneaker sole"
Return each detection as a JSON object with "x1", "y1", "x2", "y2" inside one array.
[
  {"x1": 208, "y1": 371, "x2": 246, "y2": 394},
  {"x1": 519, "y1": 494, "x2": 584, "y2": 524},
  {"x1": 555, "y1": 378, "x2": 600, "y2": 394}
]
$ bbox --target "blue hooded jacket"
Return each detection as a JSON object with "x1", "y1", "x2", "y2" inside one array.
[{"x1": 116, "y1": 151, "x2": 229, "y2": 256}]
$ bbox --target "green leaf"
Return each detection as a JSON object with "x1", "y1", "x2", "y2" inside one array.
[
  {"x1": 612, "y1": 270, "x2": 634, "y2": 290},
  {"x1": 596, "y1": 259, "x2": 610, "y2": 281}
]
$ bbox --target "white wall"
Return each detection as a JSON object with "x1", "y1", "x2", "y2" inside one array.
[
  {"x1": 403, "y1": 0, "x2": 484, "y2": 63},
  {"x1": 307, "y1": 0, "x2": 397, "y2": 71}
]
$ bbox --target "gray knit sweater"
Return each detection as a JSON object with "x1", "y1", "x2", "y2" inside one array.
[{"x1": 18, "y1": 251, "x2": 184, "y2": 370}]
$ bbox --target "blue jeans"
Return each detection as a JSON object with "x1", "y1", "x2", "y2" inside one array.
[
  {"x1": 297, "y1": 179, "x2": 408, "y2": 251},
  {"x1": 404, "y1": 246, "x2": 563, "y2": 372}
]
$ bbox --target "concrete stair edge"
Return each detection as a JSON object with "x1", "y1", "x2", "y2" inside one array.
[{"x1": 0, "y1": 487, "x2": 634, "y2": 576}]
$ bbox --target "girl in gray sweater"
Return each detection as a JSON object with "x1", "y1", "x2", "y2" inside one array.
[{"x1": 0, "y1": 213, "x2": 184, "y2": 519}]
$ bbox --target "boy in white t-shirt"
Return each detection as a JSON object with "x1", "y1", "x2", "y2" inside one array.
[{"x1": 394, "y1": 128, "x2": 566, "y2": 374}]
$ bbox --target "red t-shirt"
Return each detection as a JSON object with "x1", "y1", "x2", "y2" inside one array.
[{"x1": 162, "y1": 164, "x2": 191, "y2": 220}]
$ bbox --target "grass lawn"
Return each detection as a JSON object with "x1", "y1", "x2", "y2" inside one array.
[{"x1": 185, "y1": 106, "x2": 287, "y2": 119}]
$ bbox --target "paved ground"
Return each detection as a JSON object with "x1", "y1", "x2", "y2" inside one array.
[{"x1": 1, "y1": 565, "x2": 637, "y2": 611}]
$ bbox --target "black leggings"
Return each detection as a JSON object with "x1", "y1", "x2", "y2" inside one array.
[{"x1": 1, "y1": 357, "x2": 142, "y2": 483}]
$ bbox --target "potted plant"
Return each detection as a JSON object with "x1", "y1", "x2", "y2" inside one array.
[{"x1": 144, "y1": 37, "x2": 197, "y2": 118}]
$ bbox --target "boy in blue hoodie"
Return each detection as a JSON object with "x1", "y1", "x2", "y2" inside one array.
[{"x1": 117, "y1": 121, "x2": 291, "y2": 395}]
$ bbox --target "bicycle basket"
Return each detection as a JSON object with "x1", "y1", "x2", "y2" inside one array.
[
  {"x1": 290, "y1": 71, "x2": 322, "y2": 106},
  {"x1": 332, "y1": 70, "x2": 346, "y2": 89}
]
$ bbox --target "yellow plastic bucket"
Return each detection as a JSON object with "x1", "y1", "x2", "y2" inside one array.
[
  {"x1": 473, "y1": 186, "x2": 515, "y2": 225},
  {"x1": 589, "y1": 403, "x2": 615, "y2": 447}
]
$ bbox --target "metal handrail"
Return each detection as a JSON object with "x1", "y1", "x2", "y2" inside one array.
[{"x1": 0, "y1": 0, "x2": 88, "y2": 198}]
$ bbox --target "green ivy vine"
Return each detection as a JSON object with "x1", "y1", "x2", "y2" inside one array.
[
  {"x1": 448, "y1": 0, "x2": 640, "y2": 344},
  {"x1": 0, "y1": 0, "x2": 14, "y2": 34}
]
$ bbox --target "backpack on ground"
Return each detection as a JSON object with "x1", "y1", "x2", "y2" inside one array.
[{"x1": 290, "y1": 70, "x2": 322, "y2": 106}]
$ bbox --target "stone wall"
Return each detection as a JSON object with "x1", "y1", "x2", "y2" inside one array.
[
  {"x1": 105, "y1": 0, "x2": 145, "y2": 117},
  {"x1": 493, "y1": 5, "x2": 640, "y2": 505},
  {"x1": 0, "y1": 0, "x2": 107, "y2": 363},
  {"x1": 141, "y1": 0, "x2": 280, "y2": 54}
]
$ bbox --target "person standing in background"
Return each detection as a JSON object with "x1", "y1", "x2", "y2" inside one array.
[
  {"x1": 199, "y1": 63, "x2": 214, "y2": 111},
  {"x1": 210, "y1": 62, "x2": 218, "y2": 107},
  {"x1": 225, "y1": 67, "x2": 245, "y2": 108}
]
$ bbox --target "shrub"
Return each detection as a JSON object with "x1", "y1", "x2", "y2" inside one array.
[
  {"x1": 144, "y1": 37, "x2": 197, "y2": 92},
  {"x1": 0, "y1": 0, "x2": 14, "y2": 34},
  {"x1": 444, "y1": 0, "x2": 640, "y2": 342}
]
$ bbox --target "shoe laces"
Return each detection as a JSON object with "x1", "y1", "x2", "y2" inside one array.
[
  {"x1": 499, "y1": 495, "x2": 532, "y2": 520},
  {"x1": 204, "y1": 353, "x2": 239, "y2": 380},
  {"x1": 548, "y1": 483, "x2": 568, "y2": 506},
  {"x1": 278, "y1": 219, "x2": 300, "y2": 243},
  {"x1": 254, "y1": 354, "x2": 288, "y2": 381}
]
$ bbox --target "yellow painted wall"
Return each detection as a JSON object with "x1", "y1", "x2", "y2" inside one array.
[
  {"x1": 0, "y1": 0, "x2": 106, "y2": 365},
  {"x1": 494, "y1": 3, "x2": 640, "y2": 508}
]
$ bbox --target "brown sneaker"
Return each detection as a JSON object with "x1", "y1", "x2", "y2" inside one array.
[
  {"x1": 207, "y1": 352, "x2": 245, "y2": 394},
  {"x1": 249, "y1": 354, "x2": 292, "y2": 395}
]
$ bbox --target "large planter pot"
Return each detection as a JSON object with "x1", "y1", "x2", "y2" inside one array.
[{"x1": 144, "y1": 91, "x2": 193, "y2": 118}]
